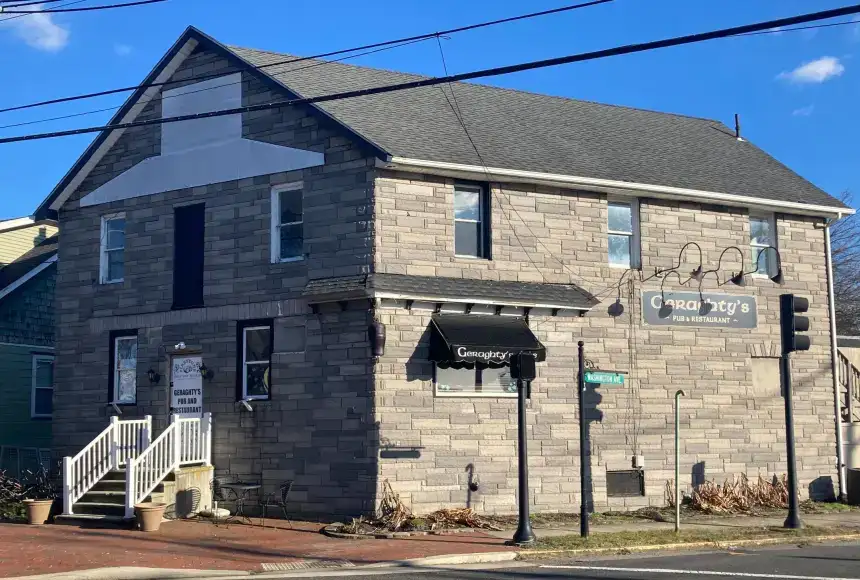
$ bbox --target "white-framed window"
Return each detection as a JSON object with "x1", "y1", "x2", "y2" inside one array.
[
  {"x1": 750, "y1": 213, "x2": 777, "y2": 277},
  {"x1": 31, "y1": 355, "x2": 54, "y2": 418},
  {"x1": 607, "y1": 199, "x2": 641, "y2": 268},
  {"x1": 241, "y1": 323, "x2": 272, "y2": 401},
  {"x1": 270, "y1": 182, "x2": 303, "y2": 263},
  {"x1": 434, "y1": 365, "x2": 516, "y2": 398},
  {"x1": 100, "y1": 213, "x2": 126, "y2": 284},
  {"x1": 454, "y1": 184, "x2": 490, "y2": 258},
  {"x1": 111, "y1": 334, "x2": 138, "y2": 404}
]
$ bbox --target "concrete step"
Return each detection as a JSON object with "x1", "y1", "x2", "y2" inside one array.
[
  {"x1": 54, "y1": 513, "x2": 133, "y2": 529},
  {"x1": 73, "y1": 501, "x2": 127, "y2": 517}
]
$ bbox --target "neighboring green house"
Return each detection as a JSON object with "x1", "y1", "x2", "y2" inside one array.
[{"x1": 0, "y1": 218, "x2": 57, "y2": 478}]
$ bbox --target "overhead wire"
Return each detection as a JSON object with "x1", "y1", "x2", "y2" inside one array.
[
  {"x1": 0, "y1": 0, "x2": 85, "y2": 21},
  {"x1": 0, "y1": 0, "x2": 613, "y2": 115},
  {"x1": 0, "y1": 0, "x2": 164, "y2": 12},
  {"x1": 3, "y1": 2, "x2": 859, "y2": 145},
  {"x1": 0, "y1": 36, "x2": 433, "y2": 131}
]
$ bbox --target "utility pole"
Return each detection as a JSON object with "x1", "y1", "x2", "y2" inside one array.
[
  {"x1": 779, "y1": 294, "x2": 811, "y2": 529},
  {"x1": 578, "y1": 341, "x2": 589, "y2": 538}
]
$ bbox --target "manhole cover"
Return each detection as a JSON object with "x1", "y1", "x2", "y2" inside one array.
[{"x1": 260, "y1": 559, "x2": 355, "y2": 571}]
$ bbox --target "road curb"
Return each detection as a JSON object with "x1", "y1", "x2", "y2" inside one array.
[
  {"x1": 362, "y1": 551, "x2": 519, "y2": 568},
  {"x1": 517, "y1": 532, "x2": 860, "y2": 558}
]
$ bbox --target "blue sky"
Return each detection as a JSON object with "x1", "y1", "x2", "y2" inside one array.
[{"x1": 0, "y1": 0, "x2": 858, "y2": 219}]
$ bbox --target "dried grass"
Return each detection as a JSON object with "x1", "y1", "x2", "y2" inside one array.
[
  {"x1": 426, "y1": 507, "x2": 502, "y2": 531},
  {"x1": 684, "y1": 474, "x2": 789, "y2": 514}
]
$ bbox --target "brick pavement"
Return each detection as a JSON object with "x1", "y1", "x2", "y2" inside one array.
[{"x1": 0, "y1": 519, "x2": 513, "y2": 578}]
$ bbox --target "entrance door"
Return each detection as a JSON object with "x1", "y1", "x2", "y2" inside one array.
[{"x1": 170, "y1": 355, "x2": 204, "y2": 418}]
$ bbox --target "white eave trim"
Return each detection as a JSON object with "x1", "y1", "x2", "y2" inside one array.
[
  {"x1": 0, "y1": 255, "x2": 57, "y2": 301},
  {"x1": 0, "y1": 217, "x2": 34, "y2": 232},
  {"x1": 383, "y1": 156, "x2": 854, "y2": 219},
  {"x1": 372, "y1": 291, "x2": 591, "y2": 311}
]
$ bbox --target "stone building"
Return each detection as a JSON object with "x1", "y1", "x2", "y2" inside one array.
[{"x1": 36, "y1": 27, "x2": 854, "y2": 518}]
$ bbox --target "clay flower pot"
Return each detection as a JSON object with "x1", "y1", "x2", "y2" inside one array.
[
  {"x1": 135, "y1": 502, "x2": 166, "y2": 532},
  {"x1": 23, "y1": 499, "x2": 53, "y2": 525}
]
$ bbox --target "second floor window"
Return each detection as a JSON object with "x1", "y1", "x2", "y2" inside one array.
[
  {"x1": 100, "y1": 214, "x2": 125, "y2": 283},
  {"x1": 454, "y1": 184, "x2": 490, "y2": 258},
  {"x1": 607, "y1": 200, "x2": 640, "y2": 268},
  {"x1": 238, "y1": 320, "x2": 273, "y2": 401},
  {"x1": 271, "y1": 183, "x2": 303, "y2": 263},
  {"x1": 750, "y1": 213, "x2": 777, "y2": 276}
]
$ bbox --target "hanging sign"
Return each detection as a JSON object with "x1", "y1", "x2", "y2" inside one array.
[
  {"x1": 584, "y1": 371, "x2": 624, "y2": 385},
  {"x1": 171, "y1": 356, "x2": 203, "y2": 417},
  {"x1": 642, "y1": 291, "x2": 757, "y2": 329}
]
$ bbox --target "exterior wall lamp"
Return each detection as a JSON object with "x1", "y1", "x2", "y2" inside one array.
[
  {"x1": 658, "y1": 270, "x2": 689, "y2": 318},
  {"x1": 147, "y1": 368, "x2": 161, "y2": 385},
  {"x1": 369, "y1": 319, "x2": 386, "y2": 357},
  {"x1": 656, "y1": 242, "x2": 705, "y2": 282},
  {"x1": 743, "y1": 245, "x2": 784, "y2": 284},
  {"x1": 198, "y1": 363, "x2": 215, "y2": 381}
]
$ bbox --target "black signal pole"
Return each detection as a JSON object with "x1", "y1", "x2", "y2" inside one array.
[
  {"x1": 512, "y1": 377, "x2": 536, "y2": 545},
  {"x1": 780, "y1": 351, "x2": 803, "y2": 529},
  {"x1": 578, "y1": 340, "x2": 589, "y2": 538}
]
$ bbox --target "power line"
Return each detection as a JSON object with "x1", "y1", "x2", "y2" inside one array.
[
  {"x1": 0, "y1": 0, "x2": 612, "y2": 114},
  {"x1": 0, "y1": 0, "x2": 164, "y2": 13},
  {"x1": 1, "y1": 0, "x2": 69, "y2": 7},
  {"x1": 0, "y1": 36, "x2": 432, "y2": 130},
  {"x1": 2, "y1": 3, "x2": 859, "y2": 146},
  {"x1": 741, "y1": 18, "x2": 859, "y2": 36},
  {"x1": 0, "y1": 0, "x2": 85, "y2": 22}
]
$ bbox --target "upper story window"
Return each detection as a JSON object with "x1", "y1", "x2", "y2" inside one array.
[
  {"x1": 270, "y1": 183, "x2": 303, "y2": 263},
  {"x1": 750, "y1": 213, "x2": 777, "y2": 277},
  {"x1": 100, "y1": 213, "x2": 125, "y2": 284},
  {"x1": 454, "y1": 184, "x2": 491, "y2": 259},
  {"x1": 31, "y1": 355, "x2": 54, "y2": 418},
  {"x1": 238, "y1": 320, "x2": 273, "y2": 401},
  {"x1": 173, "y1": 203, "x2": 205, "y2": 310},
  {"x1": 109, "y1": 330, "x2": 138, "y2": 405},
  {"x1": 607, "y1": 200, "x2": 640, "y2": 268}
]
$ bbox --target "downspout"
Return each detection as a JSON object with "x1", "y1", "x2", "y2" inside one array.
[{"x1": 825, "y1": 215, "x2": 846, "y2": 501}]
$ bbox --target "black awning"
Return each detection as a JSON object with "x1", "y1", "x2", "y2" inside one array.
[{"x1": 429, "y1": 314, "x2": 546, "y2": 368}]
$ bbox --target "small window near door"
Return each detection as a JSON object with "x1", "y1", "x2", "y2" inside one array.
[
  {"x1": 237, "y1": 320, "x2": 273, "y2": 401},
  {"x1": 31, "y1": 355, "x2": 54, "y2": 418},
  {"x1": 434, "y1": 365, "x2": 516, "y2": 397},
  {"x1": 109, "y1": 330, "x2": 138, "y2": 405}
]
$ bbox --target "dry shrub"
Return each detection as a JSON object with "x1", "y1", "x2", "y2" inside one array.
[
  {"x1": 426, "y1": 507, "x2": 502, "y2": 531},
  {"x1": 689, "y1": 474, "x2": 788, "y2": 514}
]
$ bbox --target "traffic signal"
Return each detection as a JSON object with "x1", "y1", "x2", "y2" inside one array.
[{"x1": 780, "y1": 294, "x2": 811, "y2": 354}]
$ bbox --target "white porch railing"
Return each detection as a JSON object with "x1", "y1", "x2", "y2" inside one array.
[
  {"x1": 124, "y1": 413, "x2": 212, "y2": 518},
  {"x1": 62, "y1": 416, "x2": 152, "y2": 515}
]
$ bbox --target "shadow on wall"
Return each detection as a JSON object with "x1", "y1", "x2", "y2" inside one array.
[
  {"x1": 809, "y1": 476, "x2": 836, "y2": 502},
  {"x1": 692, "y1": 461, "x2": 706, "y2": 489},
  {"x1": 583, "y1": 382, "x2": 604, "y2": 513},
  {"x1": 405, "y1": 325, "x2": 433, "y2": 383}
]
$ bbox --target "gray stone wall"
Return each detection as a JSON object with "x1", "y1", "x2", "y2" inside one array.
[
  {"x1": 53, "y1": 46, "x2": 378, "y2": 514},
  {"x1": 373, "y1": 171, "x2": 838, "y2": 514}
]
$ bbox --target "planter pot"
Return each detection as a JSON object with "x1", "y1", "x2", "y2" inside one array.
[
  {"x1": 135, "y1": 502, "x2": 166, "y2": 532},
  {"x1": 23, "y1": 499, "x2": 53, "y2": 525}
]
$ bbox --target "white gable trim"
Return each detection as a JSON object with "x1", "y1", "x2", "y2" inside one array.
[
  {"x1": 383, "y1": 156, "x2": 853, "y2": 219},
  {"x1": 0, "y1": 255, "x2": 57, "y2": 302},
  {"x1": 48, "y1": 38, "x2": 199, "y2": 212}
]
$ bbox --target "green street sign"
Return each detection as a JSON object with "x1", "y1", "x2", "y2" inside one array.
[{"x1": 584, "y1": 371, "x2": 624, "y2": 385}]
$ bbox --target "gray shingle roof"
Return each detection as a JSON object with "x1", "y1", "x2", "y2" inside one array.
[
  {"x1": 304, "y1": 273, "x2": 596, "y2": 310},
  {"x1": 230, "y1": 45, "x2": 847, "y2": 210}
]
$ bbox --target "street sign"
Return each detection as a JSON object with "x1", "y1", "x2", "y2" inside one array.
[{"x1": 584, "y1": 371, "x2": 624, "y2": 385}]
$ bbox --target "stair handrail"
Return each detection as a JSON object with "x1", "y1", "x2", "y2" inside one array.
[
  {"x1": 62, "y1": 415, "x2": 152, "y2": 516},
  {"x1": 839, "y1": 351, "x2": 860, "y2": 422},
  {"x1": 124, "y1": 413, "x2": 212, "y2": 518}
]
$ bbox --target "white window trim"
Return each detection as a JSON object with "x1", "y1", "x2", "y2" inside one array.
[
  {"x1": 433, "y1": 364, "x2": 517, "y2": 398},
  {"x1": 242, "y1": 325, "x2": 272, "y2": 401},
  {"x1": 749, "y1": 212, "x2": 777, "y2": 278},
  {"x1": 31, "y1": 355, "x2": 54, "y2": 419},
  {"x1": 100, "y1": 212, "x2": 126, "y2": 284},
  {"x1": 270, "y1": 182, "x2": 304, "y2": 264},
  {"x1": 453, "y1": 184, "x2": 488, "y2": 259},
  {"x1": 113, "y1": 336, "x2": 138, "y2": 404},
  {"x1": 607, "y1": 198, "x2": 641, "y2": 269}
]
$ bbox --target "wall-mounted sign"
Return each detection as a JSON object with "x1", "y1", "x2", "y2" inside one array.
[
  {"x1": 642, "y1": 291, "x2": 757, "y2": 329},
  {"x1": 584, "y1": 371, "x2": 624, "y2": 385},
  {"x1": 171, "y1": 356, "x2": 203, "y2": 417}
]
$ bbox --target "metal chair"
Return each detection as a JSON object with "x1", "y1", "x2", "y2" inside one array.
[
  {"x1": 260, "y1": 481, "x2": 293, "y2": 528},
  {"x1": 210, "y1": 476, "x2": 233, "y2": 524}
]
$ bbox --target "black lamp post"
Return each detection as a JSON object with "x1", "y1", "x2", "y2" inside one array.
[{"x1": 510, "y1": 352, "x2": 536, "y2": 546}]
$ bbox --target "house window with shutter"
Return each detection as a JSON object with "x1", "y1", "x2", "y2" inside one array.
[{"x1": 173, "y1": 203, "x2": 205, "y2": 310}]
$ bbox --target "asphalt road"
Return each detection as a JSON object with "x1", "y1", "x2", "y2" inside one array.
[{"x1": 297, "y1": 542, "x2": 860, "y2": 580}]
